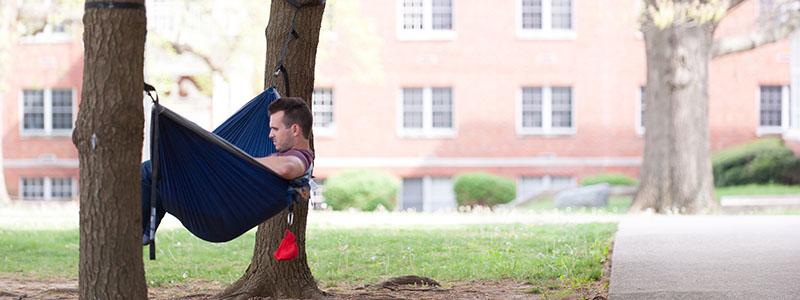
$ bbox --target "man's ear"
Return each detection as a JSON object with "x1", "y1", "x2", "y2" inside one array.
[{"x1": 291, "y1": 124, "x2": 301, "y2": 137}]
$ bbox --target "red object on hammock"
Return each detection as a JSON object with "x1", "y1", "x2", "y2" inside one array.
[{"x1": 274, "y1": 229, "x2": 298, "y2": 261}]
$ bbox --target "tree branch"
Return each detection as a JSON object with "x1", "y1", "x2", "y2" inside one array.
[
  {"x1": 712, "y1": 8, "x2": 800, "y2": 58},
  {"x1": 169, "y1": 42, "x2": 228, "y2": 81},
  {"x1": 728, "y1": 0, "x2": 747, "y2": 10}
]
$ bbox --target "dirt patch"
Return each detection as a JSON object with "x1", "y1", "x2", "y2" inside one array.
[{"x1": 0, "y1": 277, "x2": 608, "y2": 300}]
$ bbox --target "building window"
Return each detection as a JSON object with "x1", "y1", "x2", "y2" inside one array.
[
  {"x1": 401, "y1": 177, "x2": 455, "y2": 212},
  {"x1": 21, "y1": 178, "x2": 45, "y2": 199},
  {"x1": 397, "y1": 0, "x2": 456, "y2": 40},
  {"x1": 147, "y1": 0, "x2": 179, "y2": 37},
  {"x1": 17, "y1": 0, "x2": 75, "y2": 44},
  {"x1": 20, "y1": 177, "x2": 75, "y2": 200},
  {"x1": 757, "y1": 85, "x2": 790, "y2": 136},
  {"x1": 312, "y1": 88, "x2": 335, "y2": 137},
  {"x1": 401, "y1": 178, "x2": 424, "y2": 211},
  {"x1": 21, "y1": 88, "x2": 74, "y2": 136},
  {"x1": 51, "y1": 178, "x2": 74, "y2": 199},
  {"x1": 517, "y1": 176, "x2": 575, "y2": 200},
  {"x1": 399, "y1": 87, "x2": 455, "y2": 137},
  {"x1": 23, "y1": 90, "x2": 45, "y2": 130},
  {"x1": 52, "y1": 89, "x2": 73, "y2": 130},
  {"x1": 518, "y1": 86, "x2": 575, "y2": 135},
  {"x1": 637, "y1": 86, "x2": 646, "y2": 135},
  {"x1": 311, "y1": 178, "x2": 326, "y2": 209},
  {"x1": 517, "y1": 0, "x2": 576, "y2": 40}
]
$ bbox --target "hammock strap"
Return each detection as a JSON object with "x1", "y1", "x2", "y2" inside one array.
[
  {"x1": 143, "y1": 83, "x2": 161, "y2": 260},
  {"x1": 269, "y1": 0, "x2": 325, "y2": 97}
]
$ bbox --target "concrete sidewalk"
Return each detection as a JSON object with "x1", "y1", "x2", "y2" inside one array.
[{"x1": 609, "y1": 215, "x2": 800, "y2": 299}]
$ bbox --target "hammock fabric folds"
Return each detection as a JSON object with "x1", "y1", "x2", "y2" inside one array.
[{"x1": 148, "y1": 87, "x2": 290, "y2": 243}]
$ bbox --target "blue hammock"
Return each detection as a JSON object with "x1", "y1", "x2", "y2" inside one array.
[{"x1": 147, "y1": 87, "x2": 294, "y2": 247}]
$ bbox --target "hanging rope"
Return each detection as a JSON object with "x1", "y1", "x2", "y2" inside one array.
[{"x1": 268, "y1": 0, "x2": 326, "y2": 97}]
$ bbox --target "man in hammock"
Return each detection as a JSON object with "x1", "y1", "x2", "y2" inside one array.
[{"x1": 141, "y1": 97, "x2": 314, "y2": 245}]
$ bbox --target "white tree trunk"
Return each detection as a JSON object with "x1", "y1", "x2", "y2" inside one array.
[{"x1": 631, "y1": 21, "x2": 719, "y2": 213}]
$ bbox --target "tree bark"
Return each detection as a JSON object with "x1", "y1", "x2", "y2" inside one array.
[
  {"x1": 74, "y1": 1, "x2": 147, "y2": 299},
  {"x1": 217, "y1": 1, "x2": 325, "y2": 299},
  {"x1": 631, "y1": 18, "x2": 719, "y2": 213}
]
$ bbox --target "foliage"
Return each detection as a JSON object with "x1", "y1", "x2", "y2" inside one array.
[
  {"x1": 0, "y1": 223, "x2": 617, "y2": 288},
  {"x1": 322, "y1": 169, "x2": 399, "y2": 211},
  {"x1": 453, "y1": 172, "x2": 516, "y2": 207},
  {"x1": 646, "y1": 0, "x2": 728, "y2": 29},
  {"x1": 580, "y1": 173, "x2": 637, "y2": 187},
  {"x1": 712, "y1": 138, "x2": 800, "y2": 186},
  {"x1": 715, "y1": 184, "x2": 800, "y2": 200}
]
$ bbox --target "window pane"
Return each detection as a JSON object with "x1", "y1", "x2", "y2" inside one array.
[
  {"x1": 52, "y1": 89, "x2": 73, "y2": 130},
  {"x1": 51, "y1": 178, "x2": 73, "y2": 198},
  {"x1": 430, "y1": 177, "x2": 455, "y2": 211},
  {"x1": 521, "y1": 0, "x2": 542, "y2": 29},
  {"x1": 403, "y1": 0, "x2": 424, "y2": 30},
  {"x1": 522, "y1": 87, "x2": 543, "y2": 128},
  {"x1": 640, "y1": 86, "x2": 646, "y2": 128},
  {"x1": 551, "y1": 87, "x2": 572, "y2": 128},
  {"x1": 23, "y1": 90, "x2": 45, "y2": 130},
  {"x1": 551, "y1": 176, "x2": 575, "y2": 189},
  {"x1": 402, "y1": 178, "x2": 424, "y2": 211},
  {"x1": 760, "y1": 86, "x2": 782, "y2": 126},
  {"x1": 518, "y1": 176, "x2": 544, "y2": 199},
  {"x1": 431, "y1": 0, "x2": 452, "y2": 30},
  {"x1": 22, "y1": 178, "x2": 45, "y2": 199},
  {"x1": 551, "y1": 0, "x2": 572, "y2": 29},
  {"x1": 431, "y1": 88, "x2": 452, "y2": 128},
  {"x1": 312, "y1": 88, "x2": 334, "y2": 129},
  {"x1": 403, "y1": 88, "x2": 424, "y2": 129}
]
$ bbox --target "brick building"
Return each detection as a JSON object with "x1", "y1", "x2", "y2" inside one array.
[
  {"x1": 2, "y1": 3, "x2": 82, "y2": 201},
  {"x1": 3, "y1": 0, "x2": 798, "y2": 210}
]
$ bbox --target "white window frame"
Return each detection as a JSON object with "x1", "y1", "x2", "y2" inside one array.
[
  {"x1": 398, "y1": 176, "x2": 455, "y2": 212},
  {"x1": 17, "y1": 0, "x2": 74, "y2": 44},
  {"x1": 311, "y1": 88, "x2": 336, "y2": 138},
  {"x1": 516, "y1": 86, "x2": 577, "y2": 136},
  {"x1": 756, "y1": 85, "x2": 790, "y2": 136},
  {"x1": 636, "y1": 86, "x2": 645, "y2": 136},
  {"x1": 396, "y1": 0, "x2": 457, "y2": 41},
  {"x1": 516, "y1": 0, "x2": 577, "y2": 40},
  {"x1": 516, "y1": 175, "x2": 576, "y2": 200},
  {"x1": 19, "y1": 88, "x2": 76, "y2": 137},
  {"x1": 396, "y1": 87, "x2": 456, "y2": 138},
  {"x1": 19, "y1": 176, "x2": 77, "y2": 200}
]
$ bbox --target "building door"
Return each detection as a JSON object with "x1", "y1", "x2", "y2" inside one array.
[{"x1": 402, "y1": 178, "x2": 423, "y2": 211}]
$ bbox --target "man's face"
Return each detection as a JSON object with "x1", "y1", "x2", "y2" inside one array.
[{"x1": 269, "y1": 111, "x2": 294, "y2": 152}]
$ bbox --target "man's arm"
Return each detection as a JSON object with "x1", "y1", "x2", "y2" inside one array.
[{"x1": 255, "y1": 155, "x2": 306, "y2": 179}]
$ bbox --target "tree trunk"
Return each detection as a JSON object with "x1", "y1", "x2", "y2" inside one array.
[
  {"x1": 73, "y1": 1, "x2": 147, "y2": 299},
  {"x1": 630, "y1": 20, "x2": 719, "y2": 213},
  {"x1": 218, "y1": 1, "x2": 325, "y2": 299}
]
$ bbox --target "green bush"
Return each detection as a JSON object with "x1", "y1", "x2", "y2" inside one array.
[
  {"x1": 453, "y1": 172, "x2": 515, "y2": 207},
  {"x1": 580, "y1": 173, "x2": 637, "y2": 186},
  {"x1": 322, "y1": 169, "x2": 399, "y2": 211},
  {"x1": 712, "y1": 138, "x2": 800, "y2": 186}
]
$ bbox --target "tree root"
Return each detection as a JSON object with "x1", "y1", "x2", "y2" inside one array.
[{"x1": 359, "y1": 275, "x2": 442, "y2": 291}]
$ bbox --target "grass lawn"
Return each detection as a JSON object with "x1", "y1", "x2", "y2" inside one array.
[
  {"x1": 0, "y1": 223, "x2": 616, "y2": 292},
  {"x1": 715, "y1": 184, "x2": 800, "y2": 200},
  {"x1": 522, "y1": 196, "x2": 633, "y2": 214},
  {"x1": 521, "y1": 184, "x2": 800, "y2": 214}
]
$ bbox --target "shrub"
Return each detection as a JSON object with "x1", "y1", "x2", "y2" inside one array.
[
  {"x1": 580, "y1": 173, "x2": 637, "y2": 186},
  {"x1": 453, "y1": 172, "x2": 515, "y2": 207},
  {"x1": 322, "y1": 169, "x2": 399, "y2": 211},
  {"x1": 712, "y1": 138, "x2": 800, "y2": 186}
]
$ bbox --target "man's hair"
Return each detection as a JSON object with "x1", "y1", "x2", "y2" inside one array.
[{"x1": 267, "y1": 96, "x2": 313, "y2": 139}]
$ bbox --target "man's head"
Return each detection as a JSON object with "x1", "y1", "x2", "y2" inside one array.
[{"x1": 267, "y1": 97, "x2": 312, "y2": 152}]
